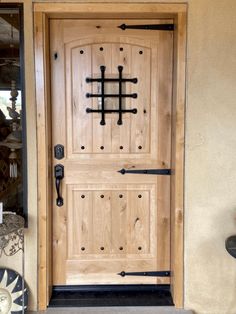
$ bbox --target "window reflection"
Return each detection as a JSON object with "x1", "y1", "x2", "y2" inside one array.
[{"x1": 0, "y1": 6, "x2": 25, "y2": 217}]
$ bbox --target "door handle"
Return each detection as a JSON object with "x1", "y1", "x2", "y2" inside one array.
[{"x1": 54, "y1": 164, "x2": 64, "y2": 207}]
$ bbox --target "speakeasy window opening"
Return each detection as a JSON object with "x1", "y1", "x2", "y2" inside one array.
[{"x1": 0, "y1": 4, "x2": 27, "y2": 223}]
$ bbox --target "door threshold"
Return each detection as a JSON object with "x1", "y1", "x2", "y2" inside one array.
[{"x1": 49, "y1": 285, "x2": 174, "y2": 307}]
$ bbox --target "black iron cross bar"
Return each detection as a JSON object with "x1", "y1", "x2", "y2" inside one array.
[
  {"x1": 86, "y1": 77, "x2": 138, "y2": 84},
  {"x1": 101, "y1": 65, "x2": 106, "y2": 125},
  {"x1": 86, "y1": 65, "x2": 138, "y2": 125},
  {"x1": 118, "y1": 65, "x2": 123, "y2": 125},
  {"x1": 86, "y1": 93, "x2": 137, "y2": 98},
  {"x1": 86, "y1": 108, "x2": 137, "y2": 114}
]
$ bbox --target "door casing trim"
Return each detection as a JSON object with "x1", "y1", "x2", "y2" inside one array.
[{"x1": 34, "y1": 2, "x2": 187, "y2": 310}]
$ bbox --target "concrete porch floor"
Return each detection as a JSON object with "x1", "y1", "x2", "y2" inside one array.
[{"x1": 28, "y1": 306, "x2": 193, "y2": 313}]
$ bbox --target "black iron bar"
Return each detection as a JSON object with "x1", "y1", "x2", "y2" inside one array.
[
  {"x1": 86, "y1": 65, "x2": 138, "y2": 125},
  {"x1": 86, "y1": 93, "x2": 137, "y2": 98},
  {"x1": 118, "y1": 271, "x2": 170, "y2": 277},
  {"x1": 118, "y1": 65, "x2": 123, "y2": 125},
  {"x1": 100, "y1": 65, "x2": 106, "y2": 125},
  {"x1": 118, "y1": 24, "x2": 174, "y2": 31},
  {"x1": 86, "y1": 77, "x2": 138, "y2": 83},
  {"x1": 118, "y1": 168, "x2": 171, "y2": 175},
  {"x1": 86, "y1": 108, "x2": 137, "y2": 114}
]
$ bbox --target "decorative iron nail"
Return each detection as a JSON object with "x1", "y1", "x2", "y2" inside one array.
[
  {"x1": 81, "y1": 247, "x2": 85, "y2": 251},
  {"x1": 139, "y1": 51, "x2": 143, "y2": 54},
  {"x1": 80, "y1": 50, "x2": 84, "y2": 54},
  {"x1": 119, "y1": 247, "x2": 123, "y2": 250},
  {"x1": 138, "y1": 246, "x2": 142, "y2": 250},
  {"x1": 100, "y1": 47, "x2": 104, "y2": 51},
  {"x1": 81, "y1": 195, "x2": 85, "y2": 198},
  {"x1": 138, "y1": 194, "x2": 142, "y2": 198},
  {"x1": 120, "y1": 47, "x2": 123, "y2": 51},
  {"x1": 138, "y1": 146, "x2": 142, "y2": 150},
  {"x1": 81, "y1": 146, "x2": 85, "y2": 150},
  {"x1": 120, "y1": 271, "x2": 126, "y2": 277},
  {"x1": 100, "y1": 247, "x2": 104, "y2": 250},
  {"x1": 119, "y1": 194, "x2": 123, "y2": 198},
  {"x1": 54, "y1": 52, "x2": 58, "y2": 60},
  {"x1": 100, "y1": 146, "x2": 104, "y2": 150},
  {"x1": 143, "y1": 109, "x2": 147, "y2": 114},
  {"x1": 120, "y1": 146, "x2": 123, "y2": 150},
  {"x1": 100, "y1": 195, "x2": 104, "y2": 198}
]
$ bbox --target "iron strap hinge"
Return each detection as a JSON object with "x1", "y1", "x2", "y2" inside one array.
[
  {"x1": 118, "y1": 271, "x2": 170, "y2": 277},
  {"x1": 118, "y1": 168, "x2": 171, "y2": 175},
  {"x1": 118, "y1": 24, "x2": 174, "y2": 31}
]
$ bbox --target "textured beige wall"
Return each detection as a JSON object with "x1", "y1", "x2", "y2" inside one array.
[
  {"x1": 1, "y1": 0, "x2": 236, "y2": 313},
  {"x1": 185, "y1": 0, "x2": 236, "y2": 313}
]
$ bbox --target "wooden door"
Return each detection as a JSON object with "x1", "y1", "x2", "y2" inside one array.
[{"x1": 50, "y1": 18, "x2": 173, "y2": 285}]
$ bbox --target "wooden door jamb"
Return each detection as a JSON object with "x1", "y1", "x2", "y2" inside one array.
[{"x1": 34, "y1": 2, "x2": 187, "y2": 310}]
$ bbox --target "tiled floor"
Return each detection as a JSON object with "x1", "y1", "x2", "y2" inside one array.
[{"x1": 28, "y1": 307, "x2": 193, "y2": 314}]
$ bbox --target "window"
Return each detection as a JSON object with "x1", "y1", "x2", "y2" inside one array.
[{"x1": 0, "y1": 4, "x2": 27, "y2": 222}]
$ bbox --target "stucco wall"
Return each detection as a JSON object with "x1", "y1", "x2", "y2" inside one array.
[
  {"x1": 1, "y1": 0, "x2": 236, "y2": 313},
  {"x1": 185, "y1": 0, "x2": 236, "y2": 313}
]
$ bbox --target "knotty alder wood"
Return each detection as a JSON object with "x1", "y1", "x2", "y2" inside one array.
[
  {"x1": 170, "y1": 12, "x2": 186, "y2": 308},
  {"x1": 34, "y1": 12, "x2": 52, "y2": 308},
  {"x1": 51, "y1": 18, "x2": 173, "y2": 286},
  {"x1": 35, "y1": 3, "x2": 187, "y2": 310},
  {"x1": 34, "y1": 3, "x2": 187, "y2": 15}
]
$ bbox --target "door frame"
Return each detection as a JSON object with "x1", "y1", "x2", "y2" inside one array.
[{"x1": 34, "y1": 2, "x2": 187, "y2": 310}]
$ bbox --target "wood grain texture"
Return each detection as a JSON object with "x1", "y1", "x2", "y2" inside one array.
[
  {"x1": 35, "y1": 3, "x2": 187, "y2": 310},
  {"x1": 170, "y1": 12, "x2": 187, "y2": 308},
  {"x1": 34, "y1": 11, "x2": 52, "y2": 309},
  {"x1": 50, "y1": 19, "x2": 67, "y2": 285},
  {"x1": 34, "y1": 3, "x2": 187, "y2": 14},
  {"x1": 51, "y1": 18, "x2": 172, "y2": 286}
]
